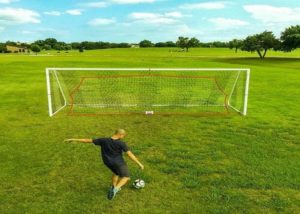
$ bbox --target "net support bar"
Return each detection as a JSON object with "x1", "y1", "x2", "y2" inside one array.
[
  {"x1": 45, "y1": 68, "x2": 53, "y2": 117},
  {"x1": 243, "y1": 69, "x2": 251, "y2": 116}
]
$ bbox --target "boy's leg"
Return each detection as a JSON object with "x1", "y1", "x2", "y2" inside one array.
[
  {"x1": 115, "y1": 165, "x2": 130, "y2": 190},
  {"x1": 108, "y1": 177, "x2": 129, "y2": 200},
  {"x1": 115, "y1": 177, "x2": 130, "y2": 189},
  {"x1": 109, "y1": 165, "x2": 130, "y2": 200},
  {"x1": 112, "y1": 174, "x2": 119, "y2": 187}
]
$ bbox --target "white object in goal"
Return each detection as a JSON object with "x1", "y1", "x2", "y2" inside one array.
[{"x1": 46, "y1": 68, "x2": 250, "y2": 116}]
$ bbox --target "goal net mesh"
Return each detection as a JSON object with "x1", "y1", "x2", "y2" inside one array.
[{"x1": 47, "y1": 69, "x2": 248, "y2": 116}]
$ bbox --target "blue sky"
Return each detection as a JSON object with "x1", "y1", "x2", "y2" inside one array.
[{"x1": 0, "y1": 0, "x2": 299, "y2": 43}]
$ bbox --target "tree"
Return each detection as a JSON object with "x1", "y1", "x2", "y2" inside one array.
[
  {"x1": 0, "y1": 43, "x2": 7, "y2": 53},
  {"x1": 165, "y1": 41, "x2": 176, "y2": 47},
  {"x1": 176, "y1": 37, "x2": 200, "y2": 52},
  {"x1": 139, "y1": 40, "x2": 153, "y2": 48},
  {"x1": 71, "y1": 42, "x2": 81, "y2": 49},
  {"x1": 44, "y1": 44, "x2": 52, "y2": 50},
  {"x1": 31, "y1": 45, "x2": 41, "y2": 54},
  {"x1": 117, "y1": 43, "x2": 130, "y2": 48},
  {"x1": 32, "y1": 40, "x2": 45, "y2": 49},
  {"x1": 280, "y1": 25, "x2": 300, "y2": 52},
  {"x1": 211, "y1": 41, "x2": 228, "y2": 48},
  {"x1": 155, "y1": 42, "x2": 167, "y2": 47},
  {"x1": 53, "y1": 44, "x2": 62, "y2": 51},
  {"x1": 228, "y1": 39, "x2": 243, "y2": 53},
  {"x1": 187, "y1": 37, "x2": 200, "y2": 51},
  {"x1": 176, "y1": 37, "x2": 189, "y2": 51},
  {"x1": 44, "y1": 38, "x2": 58, "y2": 49},
  {"x1": 64, "y1": 45, "x2": 72, "y2": 51},
  {"x1": 241, "y1": 31, "x2": 279, "y2": 59},
  {"x1": 5, "y1": 41, "x2": 17, "y2": 46}
]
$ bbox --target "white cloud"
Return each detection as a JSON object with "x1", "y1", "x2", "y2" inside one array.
[
  {"x1": 244, "y1": 5, "x2": 300, "y2": 25},
  {"x1": 209, "y1": 18, "x2": 249, "y2": 29},
  {"x1": 0, "y1": 8, "x2": 40, "y2": 25},
  {"x1": 81, "y1": 0, "x2": 155, "y2": 8},
  {"x1": 83, "y1": 2, "x2": 108, "y2": 8},
  {"x1": 175, "y1": 24, "x2": 203, "y2": 36},
  {"x1": 0, "y1": 0, "x2": 17, "y2": 4},
  {"x1": 111, "y1": 0, "x2": 155, "y2": 4},
  {"x1": 21, "y1": 30, "x2": 35, "y2": 35},
  {"x1": 66, "y1": 9, "x2": 82, "y2": 16},
  {"x1": 88, "y1": 18, "x2": 115, "y2": 26},
  {"x1": 165, "y1": 12, "x2": 183, "y2": 18},
  {"x1": 180, "y1": 1, "x2": 226, "y2": 10},
  {"x1": 44, "y1": 11, "x2": 62, "y2": 16},
  {"x1": 129, "y1": 12, "x2": 179, "y2": 24}
]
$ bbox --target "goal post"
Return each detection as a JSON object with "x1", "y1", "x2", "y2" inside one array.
[{"x1": 45, "y1": 68, "x2": 250, "y2": 116}]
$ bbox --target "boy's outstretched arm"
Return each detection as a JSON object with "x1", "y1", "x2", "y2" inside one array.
[
  {"x1": 64, "y1": 139, "x2": 92, "y2": 143},
  {"x1": 127, "y1": 151, "x2": 144, "y2": 170}
]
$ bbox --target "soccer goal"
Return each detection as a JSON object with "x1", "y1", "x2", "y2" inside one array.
[{"x1": 46, "y1": 68, "x2": 250, "y2": 116}]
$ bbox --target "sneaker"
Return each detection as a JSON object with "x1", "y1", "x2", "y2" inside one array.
[
  {"x1": 107, "y1": 186, "x2": 114, "y2": 200},
  {"x1": 114, "y1": 187, "x2": 121, "y2": 194}
]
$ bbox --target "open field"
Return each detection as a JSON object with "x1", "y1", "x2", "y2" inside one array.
[{"x1": 0, "y1": 48, "x2": 300, "y2": 213}]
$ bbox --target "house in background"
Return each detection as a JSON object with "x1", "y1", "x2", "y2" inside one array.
[
  {"x1": 131, "y1": 44, "x2": 140, "y2": 48},
  {"x1": 6, "y1": 45, "x2": 28, "y2": 53}
]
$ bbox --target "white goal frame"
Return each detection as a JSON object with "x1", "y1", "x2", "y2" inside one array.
[{"x1": 46, "y1": 68, "x2": 250, "y2": 117}]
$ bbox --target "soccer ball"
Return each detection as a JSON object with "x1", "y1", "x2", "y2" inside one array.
[{"x1": 133, "y1": 179, "x2": 145, "y2": 189}]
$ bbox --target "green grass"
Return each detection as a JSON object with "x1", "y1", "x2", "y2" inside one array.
[{"x1": 0, "y1": 48, "x2": 300, "y2": 213}]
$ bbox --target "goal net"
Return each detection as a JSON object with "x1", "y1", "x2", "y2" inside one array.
[{"x1": 46, "y1": 68, "x2": 250, "y2": 116}]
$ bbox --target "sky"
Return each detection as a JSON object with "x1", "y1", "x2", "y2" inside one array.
[{"x1": 0, "y1": 0, "x2": 299, "y2": 43}]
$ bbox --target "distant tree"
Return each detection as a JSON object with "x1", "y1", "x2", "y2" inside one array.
[
  {"x1": 280, "y1": 25, "x2": 300, "y2": 52},
  {"x1": 71, "y1": 42, "x2": 81, "y2": 49},
  {"x1": 32, "y1": 40, "x2": 45, "y2": 49},
  {"x1": 5, "y1": 41, "x2": 17, "y2": 46},
  {"x1": 229, "y1": 39, "x2": 243, "y2": 53},
  {"x1": 81, "y1": 41, "x2": 96, "y2": 50},
  {"x1": 176, "y1": 37, "x2": 200, "y2": 52},
  {"x1": 187, "y1": 37, "x2": 200, "y2": 51},
  {"x1": 117, "y1": 43, "x2": 130, "y2": 48},
  {"x1": 44, "y1": 44, "x2": 52, "y2": 50},
  {"x1": 139, "y1": 40, "x2": 153, "y2": 48},
  {"x1": 211, "y1": 41, "x2": 228, "y2": 48},
  {"x1": 31, "y1": 44, "x2": 41, "y2": 54},
  {"x1": 241, "y1": 31, "x2": 279, "y2": 59},
  {"x1": 20, "y1": 42, "x2": 30, "y2": 49},
  {"x1": 165, "y1": 41, "x2": 176, "y2": 47},
  {"x1": 154, "y1": 41, "x2": 176, "y2": 48},
  {"x1": 155, "y1": 42, "x2": 166, "y2": 47},
  {"x1": 53, "y1": 44, "x2": 62, "y2": 51},
  {"x1": 79, "y1": 47, "x2": 84, "y2": 52},
  {"x1": 198, "y1": 42, "x2": 210, "y2": 48},
  {"x1": 53, "y1": 42, "x2": 67, "y2": 51},
  {"x1": 0, "y1": 43, "x2": 7, "y2": 53},
  {"x1": 176, "y1": 37, "x2": 189, "y2": 51},
  {"x1": 64, "y1": 45, "x2": 72, "y2": 51},
  {"x1": 44, "y1": 38, "x2": 58, "y2": 49}
]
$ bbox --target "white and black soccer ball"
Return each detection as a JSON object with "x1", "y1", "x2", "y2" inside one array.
[{"x1": 133, "y1": 179, "x2": 145, "y2": 189}]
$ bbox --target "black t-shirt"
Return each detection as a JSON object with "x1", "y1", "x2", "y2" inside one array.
[{"x1": 93, "y1": 138, "x2": 130, "y2": 165}]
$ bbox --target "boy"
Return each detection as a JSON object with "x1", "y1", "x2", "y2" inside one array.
[{"x1": 65, "y1": 129, "x2": 144, "y2": 200}]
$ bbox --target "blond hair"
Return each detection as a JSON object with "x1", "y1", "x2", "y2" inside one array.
[{"x1": 114, "y1": 129, "x2": 126, "y2": 135}]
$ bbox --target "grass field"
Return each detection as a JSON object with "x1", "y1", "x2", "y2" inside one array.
[{"x1": 0, "y1": 48, "x2": 300, "y2": 213}]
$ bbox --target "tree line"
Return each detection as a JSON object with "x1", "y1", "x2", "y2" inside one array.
[{"x1": 0, "y1": 25, "x2": 299, "y2": 59}]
